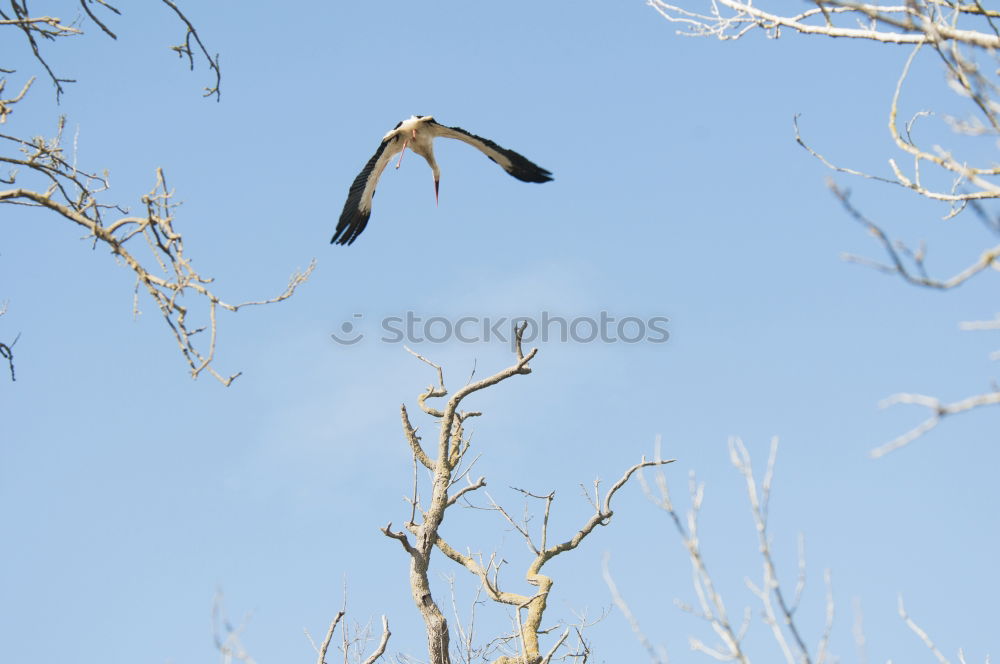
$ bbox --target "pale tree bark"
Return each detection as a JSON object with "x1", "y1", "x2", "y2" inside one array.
[
  {"x1": 383, "y1": 329, "x2": 538, "y2": 664},
  {"x1": 1, "y1": 2, "x2": 313, "y2": 384},
  {"x1": 607, "y1": 437, "x2": 977, "y2": 663},
  {"x1": 649, "y1": 0, "x2": 1000, "y2": 455},
  {"x1": 384, "y1": 323, "x2": 672, "y2": 664}
]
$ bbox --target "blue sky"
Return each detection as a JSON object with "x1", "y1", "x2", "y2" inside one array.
[{"x1": 2, "y1": 2, "x2": 997, "y2": 662}]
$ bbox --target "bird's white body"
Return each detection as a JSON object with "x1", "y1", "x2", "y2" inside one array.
[
  {"x1": 381, "y1": 115, "x2": 432, "y2": 142},
  {"x1": 382, "y1": 115, "x2": 442, "y2": 186}
]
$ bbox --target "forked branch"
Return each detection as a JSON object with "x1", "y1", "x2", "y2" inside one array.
[
  {"x1": 0, "y1": 2, "x2": 296, "y2": 384},
  {"x1": 616, "y1": 437, "x2": 969, "y2": 661},
  {"x1": 386, "y1": 323, "x2": 538, "y2": 664},
  {"x1": 387, "y1": 326, "x2": 667, "y2": 663},
  {"x1": 1, "y1": 0, "x2": 220, "y2": 99},
  {"x1": 0, "y1": 120, "x2": 314, "y2": 384},
  {"x1": 651, "y1": 0, "x2": 1000, "y2": 453}
]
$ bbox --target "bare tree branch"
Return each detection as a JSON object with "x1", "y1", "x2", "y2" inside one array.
[
  {"x1": 158, "y1": 0, "x2": 222, "y2": 99},
  {"x1": 602, "y1": 553, "x2": 667, "y2": 664},
  {"x1": 733, "y1": 438, "x2": 812, "y2": 663},
  {"x1": 386, "y1": 326, "x2": 670, "y2": 664},
  {"x1": 448, "y1": 477, "x2": 486, "y2": 507},
  {"x1": 649, "y1": 0, "x2": 1000, "y2": 453},
  {"x1": 0, "y1": 0, "x2": 222, "y2": 101},
  {"x1": 1, "y1": 0, "x2": 219, "y2": 100},
  {"x1": 649, "y1": 0, "x2": 1000, "y2": 47},
  {"x1": 361, "y1": 616, "x2": 391, "y2": 664},
  {"x1": 1, "y1": 168, "x2": 314, "y2": 384},
  {"x1": 0, "y1": 302, "x2": 16, "y2": 381},
  {"x1": 79, "y1": 0, "x2": 121, "y2": 40},
  {"x1": 623, "y1": 437, "x2": 979, "y2": 662},
  {"x1": 314, "y1": 611, "x2": 346, "y2": 664},
  {"x1": 628, "y1": 437, "x2": 828, "y2": 662},
  {"x1": 0, "y1": 4, "x2": 303, "y2": 384},
  {"x1": 898, "y1": 596, "x2": 951, "y2": 664},
  {"x1": 387, "y1": 324, "x2": 538, "y2": 664},
  {"x1": 0, "y1": 105, "x2": 313, "y2": 384},
  {"x1": 871, "y1": 389, "x2": 1000, "y2": 458},
  {"x1": 402, "y1": 404, "x2": 435, "y2": 470},
  {"x1": 0, "y1": 76, "x2": 33, "y2": 124},
  {"x1": 212, "y1": 591, "x2": 258, "y2": 664},
  {"x1": 305, "y1": 591, "x2": 390, "y2": 664},
  {"x1": 0, "y1": 2, "x2": 79, "y2": 98},
  {"x1": 434, "y1": 459, "x2": 673, "y2": 663},
  {"x1": 634, "y1": 437, "x2": 750, "y2": 662}
]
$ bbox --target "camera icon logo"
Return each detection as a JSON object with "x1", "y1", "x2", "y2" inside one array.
[{"x1": 330, "y1": 313, "x2": 365, "y2": 345}]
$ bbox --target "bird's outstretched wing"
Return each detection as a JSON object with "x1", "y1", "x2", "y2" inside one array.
[
  {"x1": 332, "y1": 137, "x2": 400, "y2": 245},
  {"x1": 428, "y1": 121, "x2": 553, "y2": 183}
]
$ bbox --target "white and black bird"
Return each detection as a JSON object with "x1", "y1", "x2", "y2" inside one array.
[{"x1": 332, "y1": 115, "x2": 553, "y2": 245}]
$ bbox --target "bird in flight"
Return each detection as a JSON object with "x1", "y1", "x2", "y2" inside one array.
[{"x1": 332, "y1": 115, "x2": 553, "y2": 246}]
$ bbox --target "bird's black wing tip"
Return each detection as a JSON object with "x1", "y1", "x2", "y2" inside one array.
[
  {"x1": 330, "y1": 232, "x2": 359, "y2": 246},
  {"x1": 330, "y1": 227, "x2": 360, "y2": 246},
  {"x1": 510, "y1": 162, "x2": 554, "y2": 184},
  {"x1": 331, "y1": 210, "x2": 370, "y2": 246}
]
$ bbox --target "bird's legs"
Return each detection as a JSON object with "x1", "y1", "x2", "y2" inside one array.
[
  {"x1": 395, "y1": 129, "x2": 418, "y2": 169},
  {"x1": 395, "y1": 140, "x2": 408, "y2": 168}
]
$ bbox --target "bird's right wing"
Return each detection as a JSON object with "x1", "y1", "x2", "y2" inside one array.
[
  {"x1": 332, "y1": 137, "x2": 401, "y2": 245},
  {"x1": 429, "y1": 121, "x2": 553, "y2": 183}
]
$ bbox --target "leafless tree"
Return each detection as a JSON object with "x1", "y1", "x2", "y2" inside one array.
[
  {"x1": 648, "y1": 0, "x2": 1000, "y2": 455},
  {"x1": 1, "y1": 1, "x2": 313, "y2": 385},
  {"x1": 606, "y1": 436, "x2": 980, "y2": 663},
  {"x1": 381, "y1": 323, "x2": 673, "y2": 664}
]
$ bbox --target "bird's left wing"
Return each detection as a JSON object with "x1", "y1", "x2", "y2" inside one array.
[
  {"x1": 428, "y1": 121, "x2": 553, "y2": 183},
  {"x1": 332, "y1": 136, "x2": 400, "y2": 245}
]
